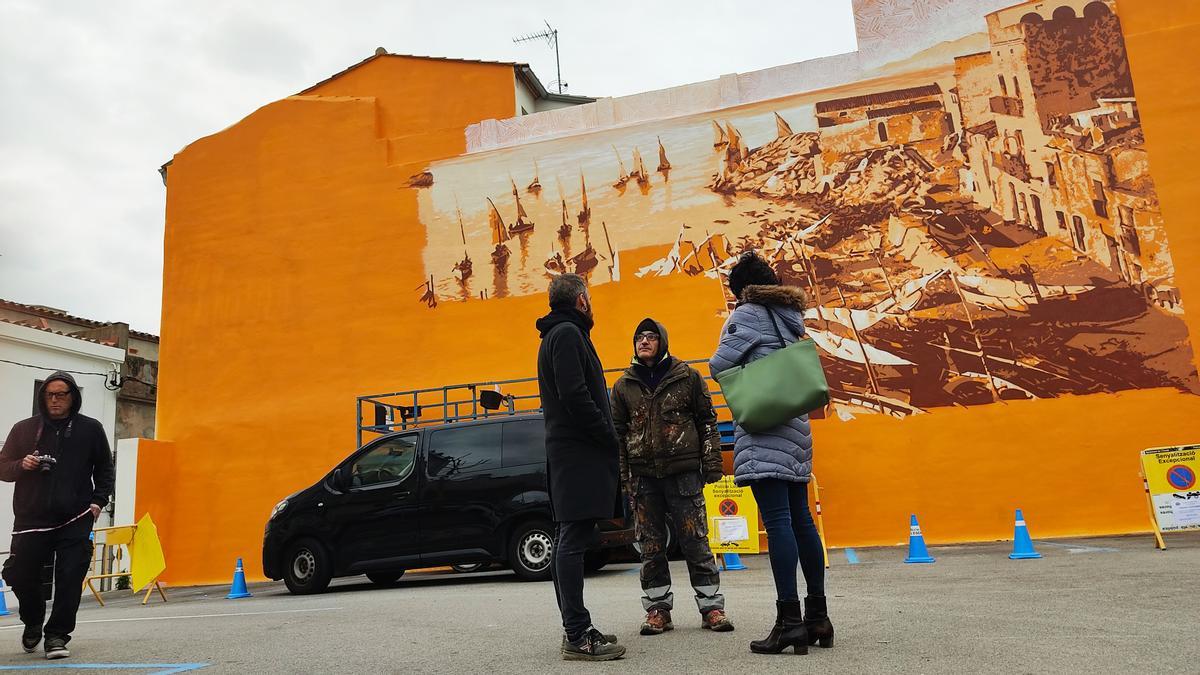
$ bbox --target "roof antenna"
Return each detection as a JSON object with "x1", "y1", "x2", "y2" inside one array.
[{"x1": 514, "y1": 21, "x2": 565, "y2": 94}]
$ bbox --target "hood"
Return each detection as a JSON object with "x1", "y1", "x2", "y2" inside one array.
[
  {"x1": 740, "y1": 284, "x2": 808, "y2": 310},
  {"x1": 38, "y1": 370, "x2": 82, "y2": 418},
  {"x1": 536, "y1": 307, "x2": 595, "y2": 337},
  {"x1": 631, "y1": 317, "x2": 670, "y2": 365}
]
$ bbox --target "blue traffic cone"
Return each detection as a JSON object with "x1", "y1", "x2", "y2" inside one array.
[
  {"x1": 226, "y1": 558, "x2": 253, "y2": 599},
  {"x1": 1008, "y1": 509, "x2": 1042, "y2": 560},
  {"x1": 904, "y1": 514, "x2": 935, "y2": 564},
  {"x1": 721, "y1": 553, "x2": 747, "y2": 571},
  {"x1": 0, "y1": 579, "x2": 11, "y2": 616}
]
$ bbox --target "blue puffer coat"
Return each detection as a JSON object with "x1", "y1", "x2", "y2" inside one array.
[{"x1": 709, "y1": 284, "x2": 814, "y2": 485}]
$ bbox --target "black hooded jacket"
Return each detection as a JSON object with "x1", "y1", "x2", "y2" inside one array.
[
  {"x1": 535, "y1": 306, "x2": 621, "y2": 522},
  {"x1": 0, "y1": 371, "x2": 115, "y2": 531}
]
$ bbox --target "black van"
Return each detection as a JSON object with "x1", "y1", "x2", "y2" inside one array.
[{"x1": 263, "y1": 414, "x2": 635, "y2": 594}]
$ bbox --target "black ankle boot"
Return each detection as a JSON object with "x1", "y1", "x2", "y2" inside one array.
[
  {"x1": 749, "y1": 600, "x2": 808, "y2": 654},
  {"x1": 804, "y1": 595, "x2": 835, "y2": 648}
]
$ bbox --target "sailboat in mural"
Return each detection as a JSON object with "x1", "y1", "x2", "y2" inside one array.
[
  {"x1": 775, "y1": 112, "x2": 794, "y2": 138},
  {"x1": 656, "y1": 137, "x2": 671, "y2": 180},
  {"x1": 602, "y1": 220, "x2": 619, "y2": 281},
  {"x1": 577, "y1": 172, "x2": 592, "y2": 227},
  {"x1": 612, "y1": 146, "x2": 630, "y2": 193},
  {"x1": 725, "y1": 122, "x2": 745, "y2": 169},
  {"x1": 631, "y1": 147, "x2": 650, "y2": 191},
  {"x1": 712, "y1": 120, "x2": 729, "y2": 149},
  {"x1": 487, "y1": 197, "x2": 511, "y2": 266},
  {"x1": 558, "y1": 198, "x2": 571, "y2": 239},
  {"x1": 571, "y1": 241, "x2": 600, "y2": 275},
  {"x1": 452, "y1": 203, "x2": 473, "y2": 282},
  {"x1": 509, "y1": 178, "x2": 535, "y2": 236},
  {"x1": 526, "y1": 161, "x2": 542, "y2": 195}
]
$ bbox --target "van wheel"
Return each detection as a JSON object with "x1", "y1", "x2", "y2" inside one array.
[
  {"x1": 366, "y1": 570, "x2": 405, "y2": 587},
  {"x1": 283, "y1": 538, "x2": 333, "y2": 595},
  {"x1": 509, "y1": 520, "x2": 555, "y2": 581}
]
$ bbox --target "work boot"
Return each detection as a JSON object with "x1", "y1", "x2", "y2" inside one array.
[
  {"x1": 44, "y1": 637, "x2": 69, "y2": 660},
  {"x1": 640, "y1": 608, "x2": 674, "y2": 635},
  {"x1": 21, "y1": 625, "x2": 41, "y2": 653},
  {"x1": 804, "y1": 595, "x2": 835, "y2": 648},
  {"x1": 749, "y1": 600, "x2": 808, "y2": 655},
  {"x1": 562, "y1": 628, "x2": 626, "y2": 661},
  {"x1": 702, "y1": 609, "x2": 735, "y2": 632}
]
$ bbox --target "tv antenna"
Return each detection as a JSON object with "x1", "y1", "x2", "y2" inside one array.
[{"x1": 514, "y1": 21, "x2": 565, "y2": 94}]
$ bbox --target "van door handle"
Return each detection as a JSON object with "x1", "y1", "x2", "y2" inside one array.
[{"x1": 394, "y1": 491, "x2": 411, "y2": 500}]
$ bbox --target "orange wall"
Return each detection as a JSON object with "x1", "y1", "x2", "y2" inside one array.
[{"x1": 153, "y1": 8, "x2": 1200, "y2": 585}]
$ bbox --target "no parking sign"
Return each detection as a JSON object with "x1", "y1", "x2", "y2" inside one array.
[
  {"x1": 703, "y1": 476, "x2": 760, "y2": 554},
  {"x1": 1140, "y1": 444, "x2": 1200, "y2": 542}
]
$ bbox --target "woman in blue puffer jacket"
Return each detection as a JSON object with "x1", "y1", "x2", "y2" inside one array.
[{"x1": 709, "y1": 251, "x2": 833, "y2": 655}]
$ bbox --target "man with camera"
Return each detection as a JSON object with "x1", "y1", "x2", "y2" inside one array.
[{"x1": 0, "y1": 372, "x2": 114, "y2": 660}]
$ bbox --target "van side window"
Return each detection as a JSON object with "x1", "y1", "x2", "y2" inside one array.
[
  {"x1": 427, "y1": 424, "x2": 502, "y2": 478},
  {"x1": 350, "y1": 435, "x2": 417, "y2": 488},
  {"x1": 502, "y1": 419, "x2": 546, "y2": 468}
]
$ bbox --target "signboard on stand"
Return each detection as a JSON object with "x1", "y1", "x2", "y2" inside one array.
[
  {"x1": 703, "y1": 476, "x2": 760, "y2": 554},
  {"x1": 1139, "y1": 444, "x2": 1200, "y2": 548}
]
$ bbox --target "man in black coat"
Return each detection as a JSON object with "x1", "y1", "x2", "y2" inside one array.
[
  {"x1": 0, "y1": 372, "x2": 114, "y2": 660},
  {"x1": 536, "y1": 274, "x2": 626, "y2": 661}
]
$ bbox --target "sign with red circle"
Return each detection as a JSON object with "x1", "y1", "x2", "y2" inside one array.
[
  {"x1": 719, "y1": 499, "x2": 738, "y2": 516},
  {"x1": 1167, "y1": 464, "x2": 1196, "y2": 491}
]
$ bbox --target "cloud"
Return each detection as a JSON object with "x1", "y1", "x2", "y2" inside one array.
[{"x1": 0, "y1": 0, "x2": 856, "y2": 334}]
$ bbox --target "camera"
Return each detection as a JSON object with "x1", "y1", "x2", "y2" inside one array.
[{"x1": 37, "y1": 455, "x2": 57, "y2": 473}]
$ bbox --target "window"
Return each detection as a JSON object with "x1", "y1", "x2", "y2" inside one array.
[
  {"x1": 1030, "y1": 194, "x2": 1045, "y2": 233},
  {"x1": 1056, "y1": 211, "x2": 1068, "y2": 237},
  {"x1": 1012, "y1": 75, "x2": 1021, "y2": 98},
  {"x1": 877, "y1": 121, "x2": 888, "y2": 143},
  {"x1": 350, "y1": 435, "x2": 417, "y2": 488},
  {"x1": 502, "y1": 419, "x2": 546, "y2": 468},
  {"x1": 1045, "y1": 161, "x2": 1057, "y2": 187},
  {"x1": 1092, "y1": 179, "x2": 1108, "y2": 218},
  {"x1": 1071, "y1": 215, "x2": 1087, "y2": 252},
  {"x1": 1119, "y1": 205, "x2": 1141, "y2": 257},
  {"x1": 427, "y1": 424, "x2": 502, "y2": 478},
  {"x1": 998, "y1": 75, "x2": 1008, "y2": 96}
]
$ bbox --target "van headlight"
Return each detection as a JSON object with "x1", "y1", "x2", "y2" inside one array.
[{"x1": 270, "y1": 499, "x2": 288, "y2": 520}]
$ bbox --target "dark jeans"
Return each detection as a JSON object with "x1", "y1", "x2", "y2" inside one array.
[
  {"x1": 749, "y1": 479, "x2": 825, "y2": 602},
  {"x1": 551, "y1": 519, "x2": 595, "y2": 640},
  {"x1": 2, "y1": 516, "x2": 94, "y2": 643},
  {"x1": 632, "y1": 472, "x2": 723, "y2": 613}
]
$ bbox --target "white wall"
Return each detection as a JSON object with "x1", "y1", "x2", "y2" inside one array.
[{"x1": 0, "y1": 322, "x2": 125, "y2": 541}]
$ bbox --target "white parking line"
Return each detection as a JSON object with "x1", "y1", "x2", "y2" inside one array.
[{"x1": 0, "y1": 607, "x2": 341, "y2": 630}]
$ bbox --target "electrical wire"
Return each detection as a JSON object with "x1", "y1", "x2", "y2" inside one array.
[{"x1": 0, "y1": 358, "x2": 112, "y2": 378}]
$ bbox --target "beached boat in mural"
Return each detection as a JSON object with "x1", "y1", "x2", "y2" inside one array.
[
  {"x1": 656, "y1": 137, "x2": 671, "y2": 180},
  {"x1": 712, "y1": 120, "x2": 728, "y2": 149},
  {"x1": 544, "y1": 240, "x2": 567, "y2": 276},
  {"x1": 570, "y1": 242, "x2": 600, "y2": 275},
  {"x1": 452, "y1": 204, "x2": 473, "y2": 282},
  {"x1": 611, "y1": 147, "x2": 630, "y2": 192},
  {"x1": 527, "y1": 161, "x2": 542, "y2": 195},
  {"x1": 486, "y1": 197, "x2": 511, "y2": 266},
  {"x1": 577, "y1": 172, "x2": 591, "y2": 227},
  {"x1": 508, "y1": 179, "x2": 535, "y2": 236}
]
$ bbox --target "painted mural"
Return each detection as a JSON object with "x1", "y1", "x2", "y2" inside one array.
[{"x1": 416, "y1": 0, "x2": 1197, "y2": 418}]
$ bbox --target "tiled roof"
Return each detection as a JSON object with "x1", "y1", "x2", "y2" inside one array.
[
  {"x1": 815, "y1": 84, "x2": 943, "y2": 114},
  {"x1": 0, "y1": 316, "x2": 110, "y2": 347},
  {"x1": 0, "y1": 298, "x2": 158, "y2": 343}
]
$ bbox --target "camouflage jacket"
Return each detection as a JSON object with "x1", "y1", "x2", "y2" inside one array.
[{"x1": 611, "y1": 357, "x2": 722, "y2": 479}]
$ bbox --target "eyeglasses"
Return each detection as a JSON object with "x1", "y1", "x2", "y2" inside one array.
[
  {"x1": 635, "y1": 332, "x2": 659, "y2": 343},
  {"x1": 45, "y1": 391, "x2": 72, "y2": 401}
]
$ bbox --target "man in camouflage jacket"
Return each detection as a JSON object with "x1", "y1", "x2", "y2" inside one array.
[{"x1": 611, "y1": 318, "x2": 734, "y2": 635}]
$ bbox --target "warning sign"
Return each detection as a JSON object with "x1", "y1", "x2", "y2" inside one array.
[
  {"x1": 1140, "y1": 445, "x2": 1200, "y2": 533},
  {"x1": 703, "y1": 476, "x2": 760, "y2": 554}
]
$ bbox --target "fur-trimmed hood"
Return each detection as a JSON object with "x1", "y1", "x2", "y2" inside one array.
[{"x1": 739, "y1": 284, "x2": 807, "y2": 311}]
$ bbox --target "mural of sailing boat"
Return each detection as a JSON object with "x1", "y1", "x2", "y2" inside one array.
[
  {"x1": 577, "y1": 172, "x2": 591, "y2": 228},
  {"x1": 526, "y1": 161, "x2": 542, "y2": 195},
  {"x1": 775, "y1": 112, "x2": 794, "y2": 138},
  {"x1": 452, "y1": 201, "x2": 473, "y2": 282},
  {"x1": 611, "y1": 146, "x2": 630, "y2": 193},
  {"x1": 544, "y1": 240, "x2": 567, "y2": 277},
  {"x1": 509, "y1": 178, "x2": 535, "y2": 236},
  {"x1": 712, "y1": 120, "x2": 728, "y2": 149},
  {"x1": 656, "y1": 137, "x2": 671, "y2": 181},
  {"x1": 631, "y1": 147, "x2": 650, "y2": 192},
  {"x1": 486, "y1": 197, "x2": 511, "y2": 267},
  {"x1": 558, "y1": 198, "x2": 571, "y2": 239},
  {"x1": 725, "y1": 122, "x2": 745, "y2": 169}
]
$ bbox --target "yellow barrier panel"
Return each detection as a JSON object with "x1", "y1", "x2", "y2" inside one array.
[
  {"x1": 1139, "y1": 444, "x2": 1200, "y2": 549},
  {"x1": 85, "y1": 514, "x2": 168, "y2": 606}
]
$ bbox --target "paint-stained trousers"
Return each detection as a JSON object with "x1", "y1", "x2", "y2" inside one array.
[
  {"x1": 2, "y1": 516, "x2": 93, "y2": 643},
  {"x1": 631, "y1": 471, "x2": 723, "y2": 613}
]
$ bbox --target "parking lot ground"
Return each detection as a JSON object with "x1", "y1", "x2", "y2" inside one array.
[{"x1": 1, "y1": 531, "x2": 1198, "y2": 673}]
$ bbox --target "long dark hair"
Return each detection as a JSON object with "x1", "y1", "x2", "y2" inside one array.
[{"x1": 727, "y1": 251, "x2": 779, "y2": 299}]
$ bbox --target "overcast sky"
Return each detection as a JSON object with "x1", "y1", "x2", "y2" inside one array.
[{"x1": 0, "y1": 0, "x2": 857, "y2": 334}]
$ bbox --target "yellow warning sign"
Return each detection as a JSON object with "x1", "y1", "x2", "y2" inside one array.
[
  {"x1": 1140, "y1": 444, "x2": 1200, "y2": 536},
  {"x1": 703, "y1": 476, "x2": 760, "y2": 554}
]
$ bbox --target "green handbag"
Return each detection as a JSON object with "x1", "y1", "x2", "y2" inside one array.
[{"x1": 714, "y1": 307, "x2": 829, "y2": 433}]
